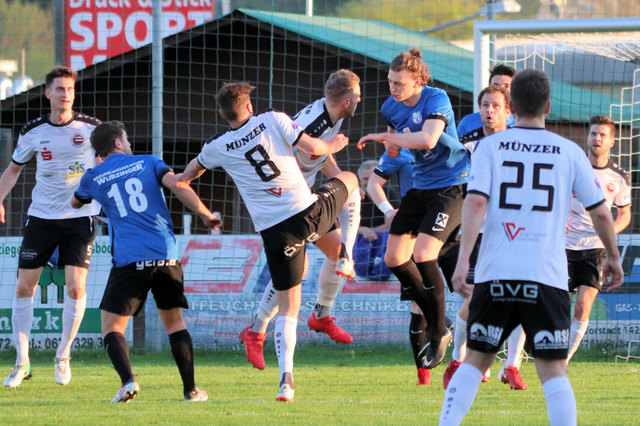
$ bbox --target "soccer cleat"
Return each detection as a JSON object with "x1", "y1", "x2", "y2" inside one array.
[
  {"x1": 416, "y1": 367, "x2": 431, "y2": 386},
  {"x1": 111, "y1": 380, "x2": 140, "y2": 403},
  {"x1": 307, "y1": 313, "x2": 353, "y2": 344},
  {"x1": 422, "y1": 330, "x2": 452, "y2": 369},
  {"x1": 54, "y1": 357, "x2": 71, "y2": 386},
  {"x1": 3, "y1": 363, "x2": 32, "y2": 389},
  {"x1": 335, "y1": 257, "x2": 355, "y2": 279},
  {"x1": 500, "y1": 366, "x2": 528, "y2": 390},
  {"x1": 239, "y1": 326, "x2": 266, "y2": 370},
  {"x1": 185, "y1": 388, "x2": 209, "y2": 402},
  {"x1": 482, "y1": 374, "x2": 490, "y2": 383},
  {"x1": 276, "y1": 383, "x2": 294, "y2": 402},
  {"x1": 442, "y1": 360, "x2": 461, "y2": 389}
]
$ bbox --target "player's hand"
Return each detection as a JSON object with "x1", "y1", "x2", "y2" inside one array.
[
  {"x1": 384, "y1": 209, "x2": 397, "y2": 227},
  {"x1": 329, "y1": 134, "x2": 349, "y2": 153},
  {"x1": 601, "y1": 257, "x2": 624, "y2": 292},
  {"x1": 357, "y1": 133, "x2": 386, "y2": 150},
  {"x1": 359, "y1": 187, "x2": 366, "y2": 200},
  {"x1": 201, "y1": 211, "x2": 223, "y2": 231},
  {"x1": 385, "y1": 142, "x2": 401, "y2": 158},
  {"x1": 452, "y1": 259, "x2": 473, "y2": 298},
  {"x1": 0, "y1": 204, "x2": 5, "y2": 224},
  {"x1": 361, "y1": 227, "x2": 378, "y2": 242}
]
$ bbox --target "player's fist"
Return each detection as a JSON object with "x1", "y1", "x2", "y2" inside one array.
[{"x1": 329, "y1": 134, "x2": 349, "y2": 153}]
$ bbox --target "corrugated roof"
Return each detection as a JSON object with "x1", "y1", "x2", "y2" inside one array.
[{"x1": 241, "y1": 9, "x2": 624, "y2": 121}]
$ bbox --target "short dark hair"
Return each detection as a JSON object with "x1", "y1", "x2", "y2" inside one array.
[
  {"x1": 91, "y1": 121, "x2": 126, "y2": 157},
  {"x1": 390, "y1": 48, "x2": 433, "y2": 86},
  {"x1": 489, "y1": 64, "x2": 516, "y2": 85},
  {"x1": 477, "y1": 85, "x2": 510, "y2": 108},
  {"x1": 324, "y1": 69, "x2": 360, "y2": 101},
  {"x1": 216, "y1": 82, "x2": 255, "y2": 122},
  {"x1": 510, "y1": 69, "x2": 550, "y2": 118},
  {"x1": 45, "y1": 66, "x2": 77, "y2": 88},
  {"x1": 589, "y1": 115, "x2": 615, "y2": 137}
]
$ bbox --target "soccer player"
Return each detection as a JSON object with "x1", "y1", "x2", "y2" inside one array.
[
  {"x1": 179, "y1": 82, "x2": 358, "y2": 402},
  {"x1": 439, "y1": 69, "x2": 624, "y2": 426},
  {"x1": 71, "y1": 121, "x2": 217, "y2": 402},
  {"x1": 239, "y1": 70, "x2": 361, "y2": 370},
  {"x1": 456, "y1": 64, "x2": 516, "y2": 142},
  {"x1": 566, "y1": 115, "x2": 631, "y2": 364},
  {"x1": 441, "y1": 85, "x2": 529, "y2": 391},
  {"x1": 0, "y1": 66, "x2": 100, "y2": 388},
  {"x1": 357, "y1": 48, "x2": 471, "y2": 370}
]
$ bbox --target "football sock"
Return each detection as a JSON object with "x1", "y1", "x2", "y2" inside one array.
[
  {"x1": 416, "y1": 260, "x2": 448, "y2": 338},
  {"x1": 566, "y1": 317, "x2": 588, "y2": 362},
  {"x1": 250, "y1": 280, "x2": 278, "y2": 334},
  {"x1": 337, "y1": 189, "x2": 361, "y2": 258},
  {"x1": 543, "y1": 376, "x2": 577, "y2": 426},
  {"x1": 57, "y1": 294, "x2": 87, "y2": 359},
  {"x1": 315, "y1": 258, "x2": 342, "y2": 319},
  {"x1": 103, "y1": 332, "x2": 134, "y2": 385},
  {"x1": 452, "y1": 313, "x2": 467, "y2": 362},
  {"x1": 275, "y1": 316, "x2": 297, "y2": 380},
  {"x1": 439, "y1": 363, "x2": 482, "y2": 425},
  {"x1": 11, "y1": 297, "x2": 33, "y2": 365},
  {"x1": 409, "y1": 313, "x2": 427, "y2": 368},
  {"x1": 505, "y1": 325, "x2": 526, "y2": 368},
  {"x1": 169, "y1": 329, "x2": 195, "y2": 395},
  {"x1": 389, "y1": 260, "x2": 433, "y2": 333}
]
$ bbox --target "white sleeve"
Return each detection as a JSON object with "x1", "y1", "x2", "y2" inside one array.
[
  {"x1": 614, "y1": 177, "x2": 631, "y2": 207},
  {"x1": 468, "y1": 139, "x2": 492, "y2": 197},
  {"x1": 11, "y1": 133, "x2": 36, "y2": 165},
  {"x1": 197, "y1": 141, "x2": 220, "y2": 170},
  {"x1": 271, "y1": 111, "x2": 304, "y2": 146},
  {"x1": 572, "y1": 149, "x2": 605, "y2": 209}
]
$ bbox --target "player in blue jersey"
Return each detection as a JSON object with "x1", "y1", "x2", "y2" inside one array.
[
  {"x1": 358, "y1": 48, "x2": 471, "y2": 371},
  {"x1": 456, "y1": 64, "x2": 516, "y2": 142},
  {"x1": 72, "y1": 121, "x2": 219, "y2": 403}
]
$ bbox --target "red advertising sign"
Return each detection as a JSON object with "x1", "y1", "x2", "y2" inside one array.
[{"x1": 65, "y1": 0, "x2": 215, "y2": 70}]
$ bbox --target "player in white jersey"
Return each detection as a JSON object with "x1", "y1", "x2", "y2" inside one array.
[
  {"x1": 565, "y1": 115, "x2": 631, "y2": 364},
  {"x1": 439, "y1": 69, "x2": 623, "y2": 426},
  {"x1": 179, "y1": 82, "x2": 358, "y2": 402},
  {"x1": 441, "y1": 86, "x2": 529, "y2": 391},
  {"x1": 1, "y1": 66, "x2": 101, "y2": 389},
  {"x1": 240, "y1": 70, "x2": 362, "y2": 370}
]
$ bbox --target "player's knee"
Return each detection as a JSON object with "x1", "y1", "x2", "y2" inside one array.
[{"x1": 336, "y1": 171, "x2": 358, "y2": 194}]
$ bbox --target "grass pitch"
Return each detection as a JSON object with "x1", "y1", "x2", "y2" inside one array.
[{"x1": 0, "y1": 345, "x2": 638, "y2": 425}]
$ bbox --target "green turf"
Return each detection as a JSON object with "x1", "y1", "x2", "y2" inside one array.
[{"x1": 0, "y1": 345, "x2": 638, "y2": 425}]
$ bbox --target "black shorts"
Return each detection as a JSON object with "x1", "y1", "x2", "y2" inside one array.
[
  {"x1": 261, "y1": 178, "x2": 348, "y2": 291},
  {"x1": 567, "y1": 248, "x2": 605, "y2": 292},
  {"x1": 390, "y1": 185, "x2": 465, "y2": 244},
  {"x1": 19, "y1": 216, "x2": 95, "y2": 269},
  {"x1": 467, "y1": 281, "x2": 570, "y2": 359},
  {"x1": 438, "y1": 232, "x2": 482, "y2": 293},
  {"x1": 100, "y1": 260, "x2": 188, "y2": 316}
]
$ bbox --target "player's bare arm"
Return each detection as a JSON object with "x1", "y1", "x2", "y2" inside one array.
[
  {"x1": 613, "y1": 204, "x2": 631, "y2": 234},
  {"x1": 177, "y1": 158, "x2": 208, "y2": 183},
  {"x1": 297, "y1": 133, "x2": 348, "y2": 156},
  {"x1": 588, "y1": 203, "x2": 624, "y2": 290},
  {"x1": 366, "y1": 173, "x2": 397, "y2": 225},
  {"x1": 0, "y1": 162, "x2": 25, "y2": 224},
  {"x1": 320, "y1": 154, "x2": 342, "y2": 179},
  {"x1": 161, "y1": 171, "x2": 221, "y2": 230},
  {"x1": 452, "y1": 193, "x2": 487, "y2": 298},
  {"x1": 357, "y1": 119, "x2": 444, "y2": 151}
]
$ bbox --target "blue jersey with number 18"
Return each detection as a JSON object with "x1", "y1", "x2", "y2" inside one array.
[{"x1": 75, "y1": 153, "x2": 177, "y2": 267}]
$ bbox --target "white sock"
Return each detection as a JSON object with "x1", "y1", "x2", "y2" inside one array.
[
  {"x1": 275, "y1": 316, "x2": 297, "y2": 380},
  {"x1": 566, "y1": 317, "x2": 588, "y2": 362},
  {"x1": 439, "y1": 363, "x2": 483, "y2": 426},
  {"x1": 505, "y1": 325, "x2": 526, "y2": 368},
  {"x1": 543, "y1": 376, "x2": 577, "y2": 426},
  {"x1": 452, "y1": 313, "x2": 467, "y2": 362},
  {"x1": 250, "y1": 280, "x2": 278, "y2": 334},
  {"x1": 337, "y1": 189, "x2": 361, "y2": 258},
  {"x1": 315, "y1": 258, "x2": 343, "y2": 319},
  {"x1": 57, "y1": 295, "x2": 87, "y2": 359},
  {"x1": 12, "y1": 297, "x2": 34, "y2": 365}
]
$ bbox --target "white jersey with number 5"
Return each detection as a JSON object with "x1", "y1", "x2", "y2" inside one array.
[
  {"x1": 469, "y1": 127, "x2": 605, "y2": 290},
  {"x1": 197, "y1": 110, "x2": 317, "y2": 232}
]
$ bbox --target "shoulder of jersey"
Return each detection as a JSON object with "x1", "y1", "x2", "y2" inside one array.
[
  {"x1": 204, "y1": 132, "x2": 227, "y2": 145},
  {"x1": 19, "y1": 115, "x2": 49, "y2": 136},
  {"x1": 607, "y1": 160, "x2": 631, "y2": 186},
  {"x1": 74, "y1": 113, "x2": 101, "y2": 126}
]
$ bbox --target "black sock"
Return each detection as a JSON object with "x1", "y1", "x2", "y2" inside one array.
[
  {"x1": 389, "y1": 260, "x2": 432, "y2": 331},
  {"x1": 169, "y1": 329, "x2": 195, "y2": 395},
  {"x1": 409, "y1": 313, "x2": 428, "y2": 368},
  {"x1": 104, "y1": 332, "x2": 133, "y2": 385},
  {"x1": 415, "y1": 260, "x2": 447, "y2": 338}
]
